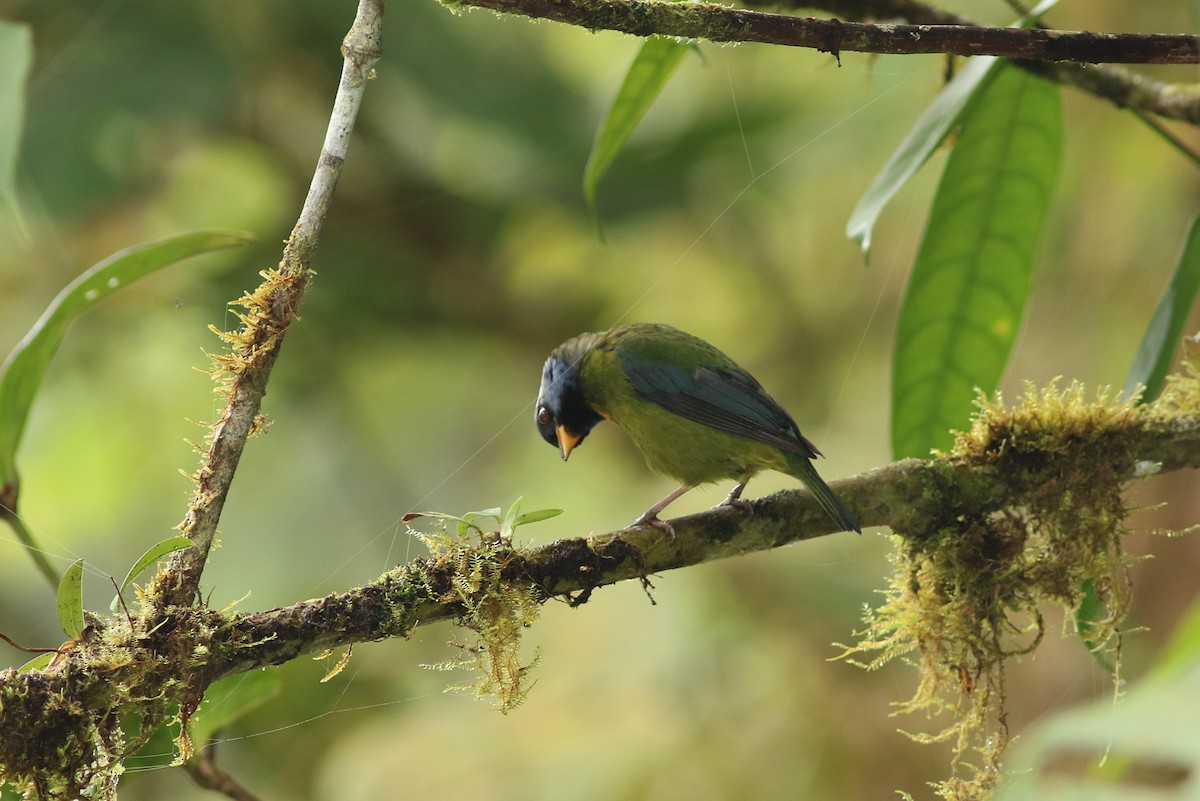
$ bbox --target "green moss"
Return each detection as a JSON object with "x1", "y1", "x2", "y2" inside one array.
[
  {"x1": 415, "y1": 525, "x2": 542, "y2": 713},
  {"x1": 842, "y1": 379, "x2": 1171, "y2": 801}
]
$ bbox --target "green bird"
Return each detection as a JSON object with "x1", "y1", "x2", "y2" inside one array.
[{"x1": 535, "y1": 322, "x2": 860, "y2": 534}]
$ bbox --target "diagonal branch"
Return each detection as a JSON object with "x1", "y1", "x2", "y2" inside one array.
[
  {"x1": 150, "y1": 0, "x2": 385, "y2": 608},
  {"x1": 452, "y1": 0, "x2": 1200, "y2": 124}
]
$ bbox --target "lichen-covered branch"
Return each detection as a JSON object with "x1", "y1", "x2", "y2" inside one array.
[
  {"x1": 3, "y1": 377, "x2": 1197, "y2": 797},
  {"x1": 452, "y1": 0, "x2": 1200, "y2": 124},
  {"x1": 209, "y1": 378, "x2": 1200, "y2": 681},
  {"x1": 151, "y1": 0, "x2": 385, "y2": 608}
]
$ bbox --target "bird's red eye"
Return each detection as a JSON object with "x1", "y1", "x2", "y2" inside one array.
[{"x1": 536, "y1": 407, "x2": 552, "y2": 425}]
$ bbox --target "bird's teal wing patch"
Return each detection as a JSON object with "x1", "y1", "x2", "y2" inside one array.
[{"x1": 617, "y1": 350, "x2": 821, "y2": 458}]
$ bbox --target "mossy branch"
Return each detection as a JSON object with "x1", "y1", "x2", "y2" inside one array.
[
  {"x1": 149, "y1": 0, "x2": 384, "y2": 609},
  {"x1": 1, "y1": 373, "x2": 1197, "y2": 796},
  {"x1": 183, "y1": 377, "x2": 1200, "y2": 683},
  {"x1": 451, "y1": 0, "x2": 1200, "y2": 125}
]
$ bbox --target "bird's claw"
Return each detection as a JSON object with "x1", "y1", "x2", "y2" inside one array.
[
  {"x1": 719, "y1": 481, "x2": 753, "y2": 514},
  {"x1": 720, "y1": 496, "x2": 754, "y2": 514},
  {"x1": 631, "y1": 512, "x2": 676, "y2": 539}
]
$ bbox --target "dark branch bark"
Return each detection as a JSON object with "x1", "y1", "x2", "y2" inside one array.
[
  {"x1": 755, "y1": 0, "x2": 1200, "y2": 124},
  {"x1": 454, "y1": 0, "x2": 1198, "y2": 64},
  {"x1": 453, "y1": 0, "x2": 1200, "y2": 124}
]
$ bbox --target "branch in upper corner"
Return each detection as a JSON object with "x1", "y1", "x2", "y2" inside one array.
[
  {"x1": 455, "y1": 0, "x2": 1200, "y2": 125},
  {"x1": 752, "y1": 0, "x2": 1200, "y2": 124},
  {"x1": 452, "y1": 0, "x2": 1198, "y2": 64}
]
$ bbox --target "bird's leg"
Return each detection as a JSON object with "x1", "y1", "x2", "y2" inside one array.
[
  {"x1": 718, "y1": 480, "x2": 754, "y2": 514},
  {"x1": 631, "y1": 484, "x2": 693, "y2": 537}
]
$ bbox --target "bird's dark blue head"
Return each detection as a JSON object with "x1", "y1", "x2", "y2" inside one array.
[{"x1": 536, "y1": 344, "x2": 604, "y2": 460}]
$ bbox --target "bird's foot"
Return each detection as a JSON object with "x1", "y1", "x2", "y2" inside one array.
[
  {"x1": 718, "y1": 481, "x2": 753, "y2": 514},
  {"x1": 631, "y1": 510, "x2": 676, "y2": 539},
  {"x1": 719, "y1": 495, "x2": 754, "y2": 514}
]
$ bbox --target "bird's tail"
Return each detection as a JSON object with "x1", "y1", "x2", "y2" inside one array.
[{"x1": 786, "y1": 454, "x2": 861, "y2": 534}]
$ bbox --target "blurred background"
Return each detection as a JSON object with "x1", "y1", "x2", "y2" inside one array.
[{"x1": 0, "y1": 0, "x2": 1198, "y2": 798}]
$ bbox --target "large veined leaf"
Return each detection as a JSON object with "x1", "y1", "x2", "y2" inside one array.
[
  {"x1": 0, "y1": 20, "x2": 31, "y2": 210},
  {"x1": 187, "y1": 671, "x2": 283, "y2": 750},
  {"x1": 0, "y1": 230, "x2": 252, "y2": 493},
  {"x1": 846, "y1": 0, "x2": 1059, "y2": 258},
  {"x1": 892, "y1": 63, "x2": 1062, "y2": 459},
  {"x1": 583, "y1": 36, "x2": 690, "y2": 217},
  {"x1": 1123, "y1": 214, "x2": 1200, "y2": 403}
]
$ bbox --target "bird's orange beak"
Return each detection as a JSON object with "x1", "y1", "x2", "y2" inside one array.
[{"x1": 556, "y1": 424, "x2": 581, "y2": 461}]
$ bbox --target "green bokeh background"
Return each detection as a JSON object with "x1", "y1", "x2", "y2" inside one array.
[{"x1": 1, "y1": 1, "x2": 1198, "y2": 798}]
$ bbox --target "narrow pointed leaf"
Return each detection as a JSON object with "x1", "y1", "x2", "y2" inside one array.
[
  {"x1": 500, "y1": 496, "x2": 524, "y2": 539},
  {"x1": 110, "y1": 536, "x2": 195, "y2": 611},
  {"x1": 0, "y1": 21, "x2": 31, "y2": 209},
  {"x1": 892, "y1": 64, "x2": 1062, "y2": 459},
  {"x1": 514, "y1": 508, "x2": 564, "y2": 527},
  {"x1": 18, "y1": 652, "x2": 55, "y2": 673},
  {"x1": 847, "y1": 56, "x2": 998, "y2": 258},
  {"x1": 57, "y1": 558, "x2": 86, "y2": 640},
  {"x1": 847, "y1": 0, "x2": 1059, "y2": 258},
  {"x1": 583, "y1": 37, "x2": 689, "y2": 215},
  {"x1": 503, "y1": 497, "x2": 524, "y2": 527},
  {"x1": 0, "y1": 230, "x2": 252, "y2": 490},
  {"x1": 1123, "y1": 214, "x2": 1200, "y2": 403},
  {"x1": 1073, "y1": 578, "x2": 1116, "y2": 673}
]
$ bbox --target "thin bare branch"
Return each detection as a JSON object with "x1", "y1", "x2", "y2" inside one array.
[{"x1": 152, "y1": 0, "x2": 385, "y2": 607}]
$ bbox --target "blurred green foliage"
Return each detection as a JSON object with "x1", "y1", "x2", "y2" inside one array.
[{"x1": 0, "y1": 1, "x2": 1197, "y2": 799}]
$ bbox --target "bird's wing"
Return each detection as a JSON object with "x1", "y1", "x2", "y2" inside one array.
[{"x1": 618, "y1": 351, "x2": 822, "y2": 459}]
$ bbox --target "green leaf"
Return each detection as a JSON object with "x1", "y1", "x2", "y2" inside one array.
[
  {"x1": 583, "y1": 37, "x2": 690, "y2": 216},
  {"x1": 17, "y1": 652, "x2": 55, "y2": 673},
  {"x1": 995, "y1": 661, "x2": 1200, "y2": 801},
  {"x1": 846, "y1": 0, "x2": 1059, "y2": 258},
  {"x1": 110, "y1": 536, "x2": 195, "y2": 611},
  {"x1": 1150, "y1": 594, "x2": 1200, "y2": 683},
  {"x1": 188, "y1": 671, "x2": 282, "y2": 749},
  {"x1": 892, "y1": 63, "x2": 1062, "y2": 459},
  {"x1": 57, "y1": 558, "x2": 86, "y2": 640},
  {"x1": 0, "y1": 230, "x2": 252, "y2": 492},
  {"x1": 846, "y1": 56, "x2": 999, "y2": 258},
  {"x1": 1123, "y1": 215, "x2": 1200, "y2": 403},
  {"x1": 500, "y1": 496, "x2": 524, "y2": 539},
  {"x1": 513, "y1": 508, "x2": 564, "y2": 527},
  {"x1": 0, "y1": 21, "x2": 31, "y2": 211},
  {"x1": 1073, "y1": 578, "x2": 1115, "y2": 673}
]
